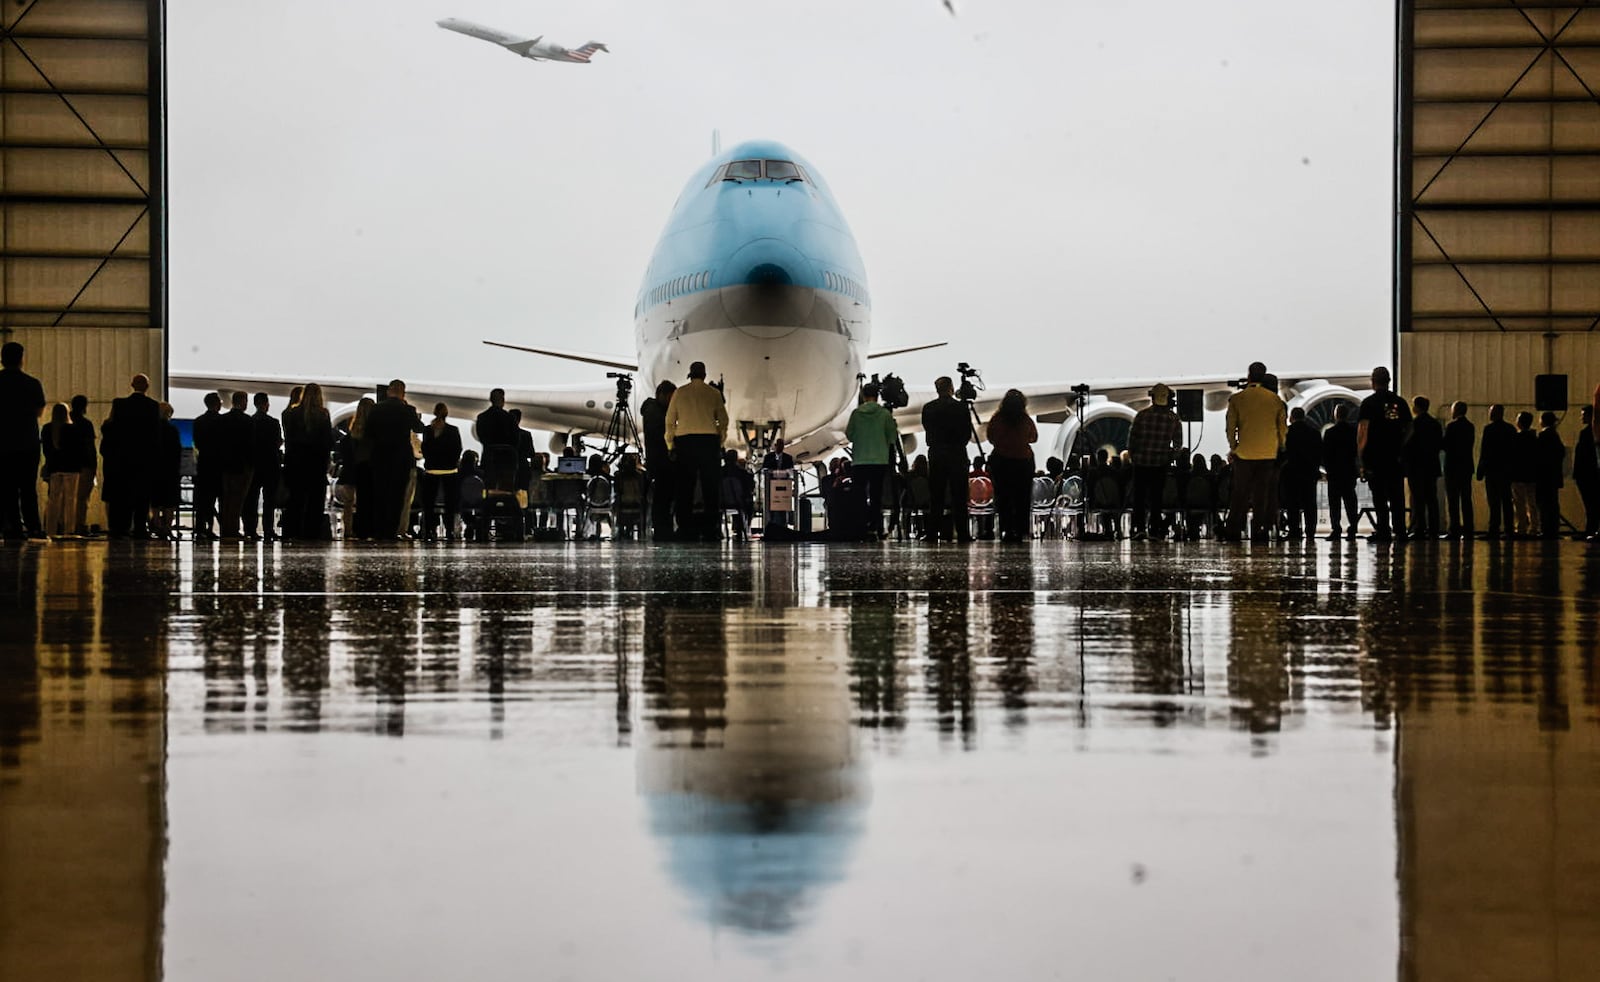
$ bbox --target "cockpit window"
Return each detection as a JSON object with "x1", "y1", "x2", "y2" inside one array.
[
  {"x1": 726, "y1": 159, "x2": 762, "y2": 180},
  {"x1": 764, "y1": 160, "x2": 801, "y2": 181}
]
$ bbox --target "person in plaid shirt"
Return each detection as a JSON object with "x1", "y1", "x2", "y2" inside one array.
[{"x1": 1128, "y1": 383, "x2": 1183, "y2": 540}]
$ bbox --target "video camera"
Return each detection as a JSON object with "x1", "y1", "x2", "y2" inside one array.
[
  {"x1": 868, "y1": 372, "x2": 909, "y2": 411},
  {"x1": 605, "y1": 372, "x2": 633, "y2": 405},
  {"x1": 956, "y1": 362, "x2": 984, "y2": 403}
]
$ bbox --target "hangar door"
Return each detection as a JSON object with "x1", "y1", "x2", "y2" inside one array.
[
  {"x1": 0, "y1": 0, "x2": 164, "y2": 408},
  {"x1": 1399, "y1": 1, "x2": 1600, "y2": 410}
]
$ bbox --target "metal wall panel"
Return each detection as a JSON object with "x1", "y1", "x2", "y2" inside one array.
[
  {"x1": 0, "y1": 0, "x2": 165, "y2": 415},
  {"x1": 1402, "y1": 330, "x2": 1600, "y2": 518},
  {"x1": 1399, "y1": 2, "x2": 1600, "y2": 353}
]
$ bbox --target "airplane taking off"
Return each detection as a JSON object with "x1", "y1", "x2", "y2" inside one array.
[
  {"x1": 436, "y1": 17, "x2": 608, "y2": 64},
  {"x1": 173, "y1": 140, "x2": 1370, "y2": 461}
]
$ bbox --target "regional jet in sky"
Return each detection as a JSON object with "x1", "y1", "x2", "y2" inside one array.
[
  {"x1": 174, "y1": 139, "x2": 1369, "y2": 462},
  {"x1": 436, "y1": 17, "x2": 608, "y2": 64}
]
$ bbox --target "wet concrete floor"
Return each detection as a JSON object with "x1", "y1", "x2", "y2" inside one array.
[{"x1": 1, "y1": 538, "x2": 1598, "y2": 981}]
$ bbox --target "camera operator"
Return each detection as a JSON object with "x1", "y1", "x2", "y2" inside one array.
[
  {"x1": 920, "y1": 376, "x2": 972, "y2": 542},
  {"x1": 846, "y1": 382, "x2": 899, "y2": 540}
]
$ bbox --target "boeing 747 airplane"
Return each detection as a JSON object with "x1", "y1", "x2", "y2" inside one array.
[
  {"x1": 436, "y1": 17, "x2": 607, "y2": 64},
  {"x1": 174, "y1": 140, "x2": 1370, "y2": 462}
]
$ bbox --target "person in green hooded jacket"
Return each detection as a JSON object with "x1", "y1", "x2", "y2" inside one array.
[{"x1": 845, "y1": 382, "x2": 900, "y2": 540}]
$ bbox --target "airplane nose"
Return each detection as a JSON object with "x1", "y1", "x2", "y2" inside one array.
[{"x1": 720, "y1": 238, "x2": 815, "y2": 335}]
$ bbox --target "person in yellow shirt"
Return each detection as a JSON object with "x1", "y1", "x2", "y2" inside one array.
[
  {"x1": 664, "y1": 361, "x2": 728, "y2": 541},
  {"x1": 1221, "y1": 361, "x2": 1287, "y2": 542}
]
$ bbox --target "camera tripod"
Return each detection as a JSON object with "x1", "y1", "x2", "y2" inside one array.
[{"x1": 600, "y1": 373, "x2": 641, "y2": 461}]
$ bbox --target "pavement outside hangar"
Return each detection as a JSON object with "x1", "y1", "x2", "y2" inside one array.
[{"x1": 1, "y1": 539, "x2": 1597, "y2": 982}]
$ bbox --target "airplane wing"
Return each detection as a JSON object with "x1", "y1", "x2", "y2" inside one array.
[
  {"x1": 867, "y1": 341, "x2": 947, "y2": 359},
  {"x1": 483, "y1": 340, "x2": 636, "y2": 372},
  {"x1": 169, "y1": 370, "x2": 615, "y2": 435}
]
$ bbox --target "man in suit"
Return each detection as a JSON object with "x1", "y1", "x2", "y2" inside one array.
[
  {"x1": 244, "y1": 392, "x2": 282, "y2": 541},
  {"x1": 920, "y1": 376, "x2": 973, "y2": 543},
  {"x1": 0, "y1": 341, "x2": 46, "y2": 539},
  {"x1": 106, "y1": 374, "x2": 163, "y2": 538},
  {"x1": 1403, "y1": 395, "x2": 1443, "y2": 538},
  {"x1": 1535, "y1": 411, "x2": 1566, "y2": 539},
  {"x1": 218, "y1": 391, "x2": 256, "y2": 540},
  {"x1": 1442, "y1": 401, "x2": 1476, "y2": 539},
  {"x1": 475, "y1": 388, "x2": 516, "y2": 448},
  {"x1": 1282, "y1": 406, "x2": 1322, "y2": 539},
  {"x1": 1476, "y1": 404, "x2": 1515, "y2": 539},
  {"x1": 191, "y1": 392, "x2": 225, "y2": 540},
  {"x1": 364, "y1": 379, "x2": 424, "y2": 538},
  {"x1": 1321, "y1": 402, "x2": 1359, "y2": 540}
]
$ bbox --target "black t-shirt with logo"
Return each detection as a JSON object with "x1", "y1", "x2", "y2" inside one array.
[{"x1": 1358, "y1": 390, "x2": 1412, "y2": 468}]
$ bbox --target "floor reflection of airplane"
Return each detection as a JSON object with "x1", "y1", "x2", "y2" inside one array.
[
  {"x1": 171, "y1": 139, "x2": 1371, "y2": 461},
  {"x1": 435, "y1": 18, "x2": 608, "y2": 64}
]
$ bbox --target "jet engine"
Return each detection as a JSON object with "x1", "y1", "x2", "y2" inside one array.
[
  {"x1": 1049, "y1": 396, "x2": 1137, "y2": 466},
  {"x1": 1282, "y1": 379, "x2": 1366, "y2": 433}
]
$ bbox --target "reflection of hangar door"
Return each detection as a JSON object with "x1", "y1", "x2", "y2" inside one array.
[{"x1": 637, "y1": 606, "x2": 865, "y2": 934}]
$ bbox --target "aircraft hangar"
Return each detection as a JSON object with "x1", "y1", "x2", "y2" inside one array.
[
  {"x1": 1398, "y1": 0, "x2": 1600, "y2": 516},
  {"x1": 0, "y1": 0, "x2": 163, "y2": 413},
  {"x1": 0, "y1": 2, "x2": 1590, "y2": 463}
]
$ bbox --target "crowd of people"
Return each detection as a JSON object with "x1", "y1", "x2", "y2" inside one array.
[{"x1": 2, "y1": 339, "x2": 1598, "y2": 545}]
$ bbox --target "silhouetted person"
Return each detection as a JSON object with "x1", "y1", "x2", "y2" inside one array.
[
  {"x1": 218, "y1": 391, "x2": 256, "y2": 540},
  {"x1": 1476, "y1": 403, "x2": 1515, "y2": 539},
  {"x1": 244, "y1": 392, "x2": 282, "y2": 540},
  {"x1": 1536, "y1": 410, "x2": 1565, "y2": 539},
  {"x1": 283, "y1": 383, "x2": 335, "y2": 540},
  {"x1": 664, "y1": 361, "x2": 727, "y2": 542},
  {"x1": 365, "y1": 379, "x2": 425, "y2": 539},
  {"x1": 420, "y1": 402, "x2": 463, "y2": 541},
  {"x1": 0, "y1": 341, "x2": 46, "y2": 539},
  {"x1": 921, "y1": 376, "x2": 972, "y2": 542},
  {"x1": 1575, "y1": 404, "x2": 1598, "y2": 539},
  {"x1": 1128, "y1": 383, "x2": 1182, "y2": 540},
  {"x1": 191, "y1": 392, "x2": 225, "y2": 540},
  {"x1": 640, "y1": 380, "x2": 676, "y2": 539},
  {"x1": 509, "y1": 409, "x2": 536, "y2": 495},
  {"x1": 760, "y1": 437, "x2": 795, "y2": 531},
  {"x1": 475, "y1": 388, "x2": 515, "y2": 448},
  {"x1": 984, "y1": 388, "x2": 1037, "y2": 544},
  {"x1": 68, "y1": 394, "x2": 97, "y2": 535},
  {"x1": 103, "y1": 374, "x2": 161, "y2": 538},
  {"x1": 1222, "y1": 361, "x2": 1287, "y2": 542},
  {"x1": 153, "y1": 402, "x2": 182, "y2": 540},
  {"x1": 1511, "y1": 410, "x2": 1538, "y2": 537},
  {"x1": 1357, "y1": 366, "x2": 1411, "y2": 541},
  {"x1": 1403, "y1": 395, "x2": 1443, "y2": 538},
  {"x1": 720, "y1": 449, "x2": 755, "y2": 540},
  {"x1": 1282, "y1": 405, "x2": 1321, "y2": 539},
  {"x1": 847, "y1": 382, "x2": 899, "y2": 540},
  {"x1": 1442, "y1": 401, "x2": 1475, "y2": 539},
  {"x1": 40, "y1": 403, "x2": 82, "y2": 537},
  {"x1": 1322, "y1": 402, "x2": 1359, "y2": 539}
]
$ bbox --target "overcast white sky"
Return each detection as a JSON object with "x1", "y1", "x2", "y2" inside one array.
[{"x1": 169, "y1": 0, "x2": 1395, "y2": 400}]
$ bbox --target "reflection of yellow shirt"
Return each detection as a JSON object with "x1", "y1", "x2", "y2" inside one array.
[
  {"x1": 1225, "y1": 384, "x2": 1287, "y2": 460},
  {"x1": 664, "y1": 380, "x2": 728, "y2": 450}
]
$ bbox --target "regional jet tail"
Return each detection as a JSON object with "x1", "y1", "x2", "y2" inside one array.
[{"x1": 436, "y1": 17, "x2": 608, "y2": 64}]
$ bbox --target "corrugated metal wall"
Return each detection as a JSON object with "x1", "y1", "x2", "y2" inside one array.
[
  {"x1": 1399, "y1": 1, "x2": 1600, "y2": 521},
  {"x1": 1, "y1": 0, "x2": 164, "y2": 406}
]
